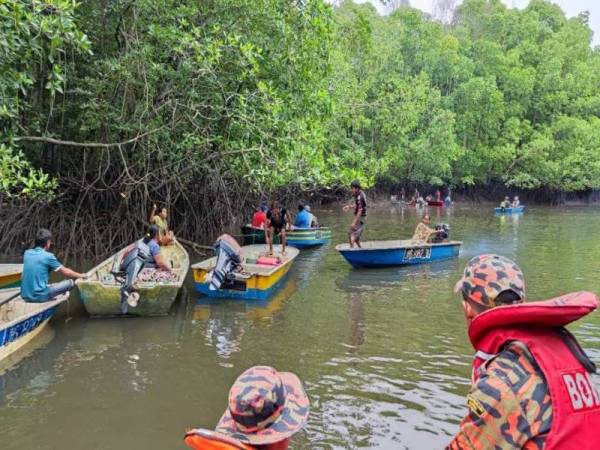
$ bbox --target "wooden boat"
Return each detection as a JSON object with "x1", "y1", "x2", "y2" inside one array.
[
  {"x1": 287, "y1": 227, "x2": 332, "y2": 248},
  {"x1": 336, "y1": 240, "x2": 462, "y2": 268},
  {"x1": 494, "y1": 206, "x2": 525, "y2": 214},
  {"x1": 0, "y1": 264, "x2": 23, "y2": 290},
  {"x1": 192, "y1": 245, "x2": 299, "y2": 300},
  {"x1": 0, "y1": 288, "x2": 68, "y2": 362},
  {"x1": 427, "y1": 200, "x2": 444, "y2": 207},
  {"x1": 77, "y1": 240, "x2": 189, "y2": 317}
]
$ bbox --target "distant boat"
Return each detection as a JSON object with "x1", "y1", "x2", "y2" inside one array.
[
  {"x1": 192, "y1": 245, "x2": 299, "y2": 300},
  {"x1": 77, "y1": 240, "x2": 189, "y2": 316},
  {"x1": 494, "y1": 206, "x2": 525, "y2": 214},
  {"x1": 0, "y1": 288, "x2": 68, "y2": 362},
  {"x1": 336, "y1": 240, "x2": 462, "y2": 268},
  {"x1": 0, "y1": 264, "x2": 22, "y2": 290},
  {"x1": 287, "y1": 227, "x2": 332, "y2": 249},
  {"x1": 427, "y1": 200, "x2": 444, "y2": 207}
]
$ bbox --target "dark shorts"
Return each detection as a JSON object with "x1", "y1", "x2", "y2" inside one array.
[{"x1": 349, "y1": 218, "x2": 366, "y2": 241}]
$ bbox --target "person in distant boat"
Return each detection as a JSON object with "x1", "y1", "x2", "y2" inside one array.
[
  {"x1": 499, "y1": 196, "x2": 511, "y2": 209},
  {"x1": 266, "y1": 201, "x2": 291, "y2": 255},
  {"x1": 184, "y1": 365, "x2": 309, "y2": 450},
  {"x1": 512, "y1": 196, "x2": 520, "y2": 208},
  {"x1": 425, "y1": 194, "x2": 433, "y2": 202},
  {"x1": 343, "y1": 180, "x2": 367, "y2": 248},
  {"x1": 149, "y1": 203, "x2": 175, "y2": 245},
  {"x1": 21, "y1": 229, "x2": 87, "y2": 302},
  {"x1": 305, "y1": 205, "x2": 318, "y2": 228},
  {"x1": 294, "y1": 204, "x2": 311, "y2": 229},
  {"x1": 444, "y1": 194, "x2": 452, "y2": 207},
  {"x1": 435, "y1": 189, "x2": 441, "y2": 202},
  {"x1": 412, "y1": 214, "x2": 438, "y2": 242},
  {"x1": 447, "y1": 254, "x2": 600, "y2": 449},
  {"x1": 251, "y1": 205, "x2": 268, "y2": 229}
]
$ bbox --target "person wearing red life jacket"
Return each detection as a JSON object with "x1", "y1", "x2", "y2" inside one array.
[
  {"x1": 448, "y1": 254, "x2": 600, "y2": 450},
  {"x1": 184, "y1": 366, "x2": 309, "y2": 450}
]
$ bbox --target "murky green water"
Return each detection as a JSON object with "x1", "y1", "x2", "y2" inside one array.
[{"x1": 1, "y1": 204, "x2": 600, "y2": 449}]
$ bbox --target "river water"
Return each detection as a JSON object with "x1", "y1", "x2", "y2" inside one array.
[{"x1": 1, "y1": 204, "x2": 600, "y2": 449}]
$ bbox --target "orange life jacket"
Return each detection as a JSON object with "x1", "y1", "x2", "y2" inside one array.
[{"x1": 184, "y1": 429, "x2": 254, "y2": 450}]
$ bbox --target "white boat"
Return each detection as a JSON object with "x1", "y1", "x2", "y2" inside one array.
[{"x1": 0, "y1": 288, "x2": 69, "y2": 362}]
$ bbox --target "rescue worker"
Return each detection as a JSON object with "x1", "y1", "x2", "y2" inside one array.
[
  {"x1": 448, "y1": 254, "x2": 600, "y2": 449},
  {"x1": 184, "y1": 366, "x2": 309, "y2": 450}
]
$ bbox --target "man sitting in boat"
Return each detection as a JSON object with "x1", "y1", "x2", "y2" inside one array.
[
  {"x1": 412, "y1": 215, "x2": 438, "y2": 242},
  {"x1": 251, "y1": 205, "x2": 268, "y2": 229},
  {"x1": 21, "y1": 229, "x2": 87, "y2": 303},
  {"x1": 499, "y1": 196, "x2": 511, "y2": 209},
  {"x1": 266, "y1": 201, "x2": 291, "y2": 255},
  {"x1": 511, "y1": 196, "x2": 520, "y2": 208},
  {"x1": 149, "y1": 203, "x2": 175, "y2": 245},
  {"x1": 184, "y1": 366, "x2": 309, "y2": 450},
  {"x1": 305, "y1": 205, "x2": 318, "y2": 228},
  {"x1": 118, "y1": 225, "x2": 172, "y2": 310},
  {"x1": 293, "y1": 204, "x2": 311, "y2": 229}
]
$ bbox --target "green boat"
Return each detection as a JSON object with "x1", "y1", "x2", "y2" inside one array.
[
  {"x1": 241, "y1": 224, "x2": 279, "y2": 245},
  {"x1": 77, "y1": 240, "x2": 189, "y2": 317}
]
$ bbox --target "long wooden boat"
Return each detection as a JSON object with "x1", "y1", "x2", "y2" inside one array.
[
  {"x1": 0, "y1": 288, "x2": 68, "y2": 362},
  {"x1": 336, "y1": 240, "x2": 462, "y2": 268},
  {"x1": 287, "y1": 227, "x2": 332, "y2": 249},
  {"x1": 0, "y1": 264, "x2": 23, "y2": 290},
  {"x1": 494, "y1": 206, "x2": 525, "y2": 214},
  {"x1": 77, "y1": 240, "x2": 189, "y2": 317},
  {"x1": 192, "y1": 245, "x2": 299, "y2": 300}
]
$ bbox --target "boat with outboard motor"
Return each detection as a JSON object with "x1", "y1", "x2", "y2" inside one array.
[
  {"x1": 77, "y1": 240, "x2": 189, "y2": 316},
  {"x1": 0, "y1": 264, "x2": 22, "y2": 290},
  {"x1": 0, "y1": 288, "x2": 69, "y2": 362},
  {"x1": 336, "y1": 239, "x2": 461, "y2": 268},
  {"x1": 192, "y1": 236, "x2": 299, "y2": 300}
]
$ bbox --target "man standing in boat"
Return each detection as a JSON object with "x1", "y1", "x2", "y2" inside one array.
[
  {"x1": 265, "y1": 201, "x2": 292, "y2": 255},
  {"x1": 21, "y1": 229, "x2": 87, "y2": 302},
  {"x1": 343, "y1": 180, "x2": 367, "y2": 248},
  {"x1": 448, "y1": 254, "x2": 600, "y2": 449}
]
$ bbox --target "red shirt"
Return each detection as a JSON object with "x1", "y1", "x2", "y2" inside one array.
[{"x1": 251, "y1": 211, "x2": 266, "y2": 228}]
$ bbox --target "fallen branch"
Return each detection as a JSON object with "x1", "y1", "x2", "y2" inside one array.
[{"x1": 14, "y1": 127, "x2": 164, "y2": 149}]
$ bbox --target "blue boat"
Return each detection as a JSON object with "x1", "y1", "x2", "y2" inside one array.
[
  {"x1": 336, "y1": 240, "x2": 462, "y2": 268},
  {"x1": 0, "y1": 289, "x2": 69, "y2": 362},
  {"x1": 287, "y1": 227, "x2": 332, "y2": 249},
  {"x1": 494, "y1": 206, "x2": 525, "y2": 214}
]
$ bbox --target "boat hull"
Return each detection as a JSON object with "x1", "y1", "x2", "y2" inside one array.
[
  {"x1": 192, "y1": 245, "x2": 298, "y2": 301},
  {"x1": 494, "y1": 206, "x2": 525, "y2": 214},
  {"x1": 0, "y1": 264, "x2": 23, "y2": 290},
  {"x1": 0, "y1": 292, "x2": 67, "y2": 362},
  {"x1": 77, "y1": 240, "x2": 189, "y2": 317},
  {"x1": 287, "y1": 228, "x2": 332, "y2": 248},
  {"x1": 241, "y1": 225, "x2": 281, "y2": 245},
  {"x1": 336, "y1": 241, "x2": 461, "y2": 268},
  {"x1": 427, "y1": 200, "x2": 444, "y2": 207}
]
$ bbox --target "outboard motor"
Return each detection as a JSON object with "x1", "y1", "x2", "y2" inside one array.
[
  {"x1": 208, "y1": 234, "x2": 243, "y2": 290},
  {"x1": 432, "y1": 223, "x2": 450, "y2": 243}
]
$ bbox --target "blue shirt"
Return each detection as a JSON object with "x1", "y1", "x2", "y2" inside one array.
[
  {"x1": 148, "y1": 239, "x2": 161, "y2": 262},
  {"x1": 21, "y1": 247, "x2": 63, "y2": 301},
  {"x1": 294, "y1": 209, "x2": 311, "y2": 228}
]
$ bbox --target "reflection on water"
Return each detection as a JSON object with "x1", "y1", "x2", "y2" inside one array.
[{"x1": 1, "y1": 205, "x2": 600, "y2": 449}]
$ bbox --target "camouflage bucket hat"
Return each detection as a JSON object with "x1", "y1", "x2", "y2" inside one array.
[
  {"x1": 454, "y1": 254, "x2": 525, "y2": 307},
  {"x1": 216, "y1": 366, "x2": 309, "y2": 445}
]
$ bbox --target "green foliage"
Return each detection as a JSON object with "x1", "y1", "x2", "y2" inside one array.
[{"x1": 3, "y1": 0, "x2": 600, "y2": 203}]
